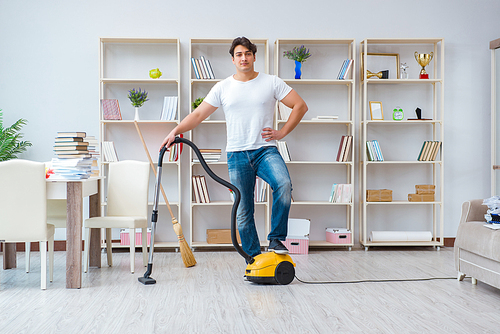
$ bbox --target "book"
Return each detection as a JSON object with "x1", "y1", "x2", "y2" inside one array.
[
  {"x1": 57, "y1": 132, "x2": 86, "y2": 138},
  {"x1": 342, "y1": 59, "x2": 354, "y2": 79},
  {"x1": 192, "y1": 175, "x2": 202, "y2": 203},
  {"x1": 200, "y1": 175, "x2": 211, "y2": 203},
  {"x1": 191, "y1": 57, "x2": 200, "y2": 79},
  {"x1": 101, "y1": 99, "x2": 122, "y2": 120},
  {"x1": 161, "y1": 96, "x2": 178, "y2": 121},
  {"x1": 54, "y1": 141, "x2": 89, "y2": 147},
  {"x1": 200, "y1": 56, "x2": 214, "y2": 79},
  {"x1": 312, "y1": 115, "x2": 339, "y2": 121},
  {"x1": 102, "y1": 141, "x2": 118, "y2": 162},
  {"x1": 336, "y1": 136, "x2": 346, "y2": 162},
  {"x1": 55, "y1": 137, "x2": 84, "y2": 142},
  {"x1": 204, "y1": 57, "x2": 215, "y2": 79},
  {"x1": 372, "y1": 140, "x2": 384, "y2": 161},
  {"x1": 337, "y1": 60, "x2": 348, "y2": 80},
  {"x1": 54, "y1": 146, "x2": 89, "y2": 151},
  {"x1": 277, "y1": 141, "x2": 291, "y2": 161},
  {"x1": 342, "y1": 136, "x2": 353, "y2": 162}
]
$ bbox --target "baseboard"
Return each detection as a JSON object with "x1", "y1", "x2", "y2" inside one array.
[{"x1": 2, "y1": 238, "x2": 456, "y2": 252}]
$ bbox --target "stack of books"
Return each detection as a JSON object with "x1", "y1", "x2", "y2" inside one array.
[
  {"x1": 191, "y1": 56, "x2": 215, "y2": 79},
  {"x1": 192, "y1": 175, "x2": 210, "y2": 203},
  {"x1": 51, "y1": 132, "x2": 95, "y2": 180},
  {"x1": 329, "y1": 184, "x2": 352, "y2": 203},
  {"x1": 49, "y1": 157, "x2": 94, "y2": 180},
  {"x1": 311, "y1": 115, "x2": 339, "y2": 121},
  {"x1": 337, "y1": 59, "x2": 354, "y2": 80},
  {"x1": 54, "y1": 132, "x2": 91, "y2": 159},
  {"x1": 255, "y1": 177, "x2": 267, "y2": 202},
  {"x1": 160, "y1": 96, "x2": 178, "y2": 121},
  {"x1": 84, "y1": 135, "x2": 99, "y2": 176},
  {"x1": 193, "y1": 149, "x2": 222, "y2": 163},
  {"x1": 168, "y1": 140, "x2": 182, "y2": 162},
  {"x1": 417, "y1": 141, "x2": 442, "y2": 161},
  {"x1": 336, "y1": 135, "x2": 353, "y2": 162},
  {"x1": 366, "y1": 140, "x2": 384, "y2": 161},
  {"x1": 277, "y1": 141, "x2": 291, "y2": 162}
]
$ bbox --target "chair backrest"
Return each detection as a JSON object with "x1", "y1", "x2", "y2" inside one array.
[
  {"x1": 106, "y1": 160, "x2": 150, "y2": 217},
  {"x1": 0, "y1": 160, "x2": 48, "y2": 242}
]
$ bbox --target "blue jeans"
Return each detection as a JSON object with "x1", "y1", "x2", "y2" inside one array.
[{"x1": 227, "y1": 146, "x2": 292, "y2": 258}]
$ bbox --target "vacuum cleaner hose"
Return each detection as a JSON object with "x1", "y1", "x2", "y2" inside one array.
[{"x1": 173, "y1": 137, "x2": 254, "y2": 264}]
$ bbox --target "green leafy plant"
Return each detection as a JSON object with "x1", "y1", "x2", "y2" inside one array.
[
  {"x1": 283, "y1": 45, "x2": 312, "y2": 63},
  {"x1": 0, "y1": 111, "x2": 32, "y2": 161},
  {"x1": 192, "y1": 97, "x2": 204, "y2": 110},
  {"x1": 128, "y1": 88, "x2": 149, "y2": 107}
]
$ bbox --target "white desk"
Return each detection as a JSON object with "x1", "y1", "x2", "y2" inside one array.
[{"x1": 3, "y1": 177, "x2": 103, "y2": 289}]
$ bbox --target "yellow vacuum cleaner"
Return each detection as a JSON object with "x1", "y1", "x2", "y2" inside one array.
[{"x1": 176, "y1": 137, "x2": 295, "y2": 285}]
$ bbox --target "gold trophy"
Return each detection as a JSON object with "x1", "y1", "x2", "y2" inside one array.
[{"x1": 414, "y1": 52, "x2": 433, "y2": 79}]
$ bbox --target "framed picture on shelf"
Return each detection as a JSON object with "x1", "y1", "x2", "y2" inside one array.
[
  {"x1": 369, "y1": 101, "x2": 384, "y2": 120},
  {"x1": 361, "y1": 52, "x2": 400, "y2": 80}
]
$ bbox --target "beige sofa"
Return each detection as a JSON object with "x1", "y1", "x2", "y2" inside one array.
[{"x1": 455, "y1": 199, "x2": 500, "y2": 289}]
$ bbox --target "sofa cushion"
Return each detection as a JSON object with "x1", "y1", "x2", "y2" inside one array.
[{"x1": 456, "y1": 221, "x2": 500, "y2": 262}]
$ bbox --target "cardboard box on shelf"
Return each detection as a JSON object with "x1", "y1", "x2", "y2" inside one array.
[
  {"x1": 206, "y1": 229, "x2": 241, "y2": 244},
  {"x1": 415, "y1": 184, "x2": 435, "y2": 194},
  {"x1": 408, "y1": 193, "x2": 435, "y2": 202},
  {"x1": 367, "y1": 189, "x2": 392, "y2": 202}
]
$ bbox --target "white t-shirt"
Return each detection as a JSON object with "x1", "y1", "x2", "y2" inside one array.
[{"x1": 204, "y1": 73, "x2": 292, "y2": 152}]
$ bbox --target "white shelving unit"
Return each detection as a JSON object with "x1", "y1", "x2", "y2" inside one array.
[
  {"x1": 99, "y1": 37, "x2": 182, "y2": 249},
  {"x1": 274, "y1": 39, "x2": 356, "y2": 249},
  {"x1": 188, "y1": 38, "x2": 270, "y2": 249},
  {"x1": 359, "y1": 38, "x2": 444, "y2": 250}
]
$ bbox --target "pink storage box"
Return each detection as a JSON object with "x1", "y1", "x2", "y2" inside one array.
[
  {"x1": 325, "y1": 228, "x2": 351, "y2": 244},
  {"x1": 282, "y1": 218, "x2": 310, "y2": 254},
  {"x1": 120, "y1": 228, "x2": 151, "y2": 246}
]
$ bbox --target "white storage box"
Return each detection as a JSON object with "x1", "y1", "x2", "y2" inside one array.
[
  {"x1": 282, "y1": 218, "x2": 310, "y2": 254},
  {"x1": 120, "y1": 228, "x2": 151, "y2": 246},
  {"x1": 325, "y1": 228, "x2": 352, "y2": 244}
]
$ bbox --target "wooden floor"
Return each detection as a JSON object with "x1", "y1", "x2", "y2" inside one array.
[{"x1": 1, "y1": 247, "x2": 499, "y2": 333}]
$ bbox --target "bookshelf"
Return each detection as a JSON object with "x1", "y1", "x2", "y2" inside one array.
[
  {"x1": 99, "y1": 37, "x2": 182, "y2": 249},
  {"x1": 274, "y1": 38, "x2": 356, "y2": 250},
  {"x1": 359, "y1": 38, "x2": 444, "y2": 250},
  {"x1": 188, "y1": 38, "x2": 271, "y2": 249}
]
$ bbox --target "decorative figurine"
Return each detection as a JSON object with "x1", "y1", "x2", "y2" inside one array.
[
  {"x1": 367, "y1": 70, "x2": 389, "y2": 79},
  {"x1": 400, "y1": 63, "x2": 409, "y2": 79}
]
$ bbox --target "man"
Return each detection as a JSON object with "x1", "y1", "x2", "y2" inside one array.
[{"x1": 161, "y1": 36, "x2": 307, "y2": 258}]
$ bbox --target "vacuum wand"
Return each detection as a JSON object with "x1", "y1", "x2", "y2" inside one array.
[
  {"x1": 138, "y1": 146, "x2": 166, "y2": 285},
  {"x1": 173, "y1": 137, "x2": 254, "y2": 264}
]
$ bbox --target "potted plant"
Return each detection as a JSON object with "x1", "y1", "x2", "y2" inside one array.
[
  {"x1": 283, "y1": 45, "x2": 312, "y2": 79},
  {"x1": 128, "y1": 88, "x2": 149, "y2": 121},
  {"x1": 0, "y1": 110, "x2": 32, "y2": 161},
  {"x1": 193, "y1": 97, "x2": 210, "y2": 120}
]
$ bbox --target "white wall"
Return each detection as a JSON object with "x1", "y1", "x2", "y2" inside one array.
[{"x1": 1, "y1": 0, "x2": 499, "y2": 242}]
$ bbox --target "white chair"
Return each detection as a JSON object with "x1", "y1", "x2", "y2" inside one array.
[
  {"x1": 0, "y1": 160, "x2": 55, "y2": 290},
  {"x1": 83, "y1": 160, "x2": 149, "y2": 273},
  {"x1": 25, "y1": 161, "x2": 67, "y2": 273}
]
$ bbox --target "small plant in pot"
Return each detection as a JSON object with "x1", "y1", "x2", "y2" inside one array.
[
  {"x1": 283, "y1": 45, "x2": 312, "y2": 79},
  {"x1": 128, "y1": 88, "x2": 149, "y2": 121},
  {"x1": 193, "y1": 97, "x2": 210, "y2": 120}
]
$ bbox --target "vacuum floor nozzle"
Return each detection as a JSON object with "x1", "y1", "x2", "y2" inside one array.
[{"x1": 138, "y1": 276, "x2": 157, "y2": 285}]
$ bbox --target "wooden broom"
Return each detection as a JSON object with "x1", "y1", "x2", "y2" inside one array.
[{"x1": 134, "y1": 121, "x2": 196, "y2": 267}]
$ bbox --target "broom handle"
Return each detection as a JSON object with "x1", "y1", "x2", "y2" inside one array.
[{"x1": 134, "y1": 121, "x2": 175, "y2": 219}]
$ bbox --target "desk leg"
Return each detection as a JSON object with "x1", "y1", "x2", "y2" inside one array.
[
  {"x1": 66, "y1": 182, "x2": 83, "y2": 289},
  {"x1": 89, "y1": 179, "x2": 101, "y2": 268},
  {"x1": 2, "y1": 243, "x2": 17, "y2": 269}
]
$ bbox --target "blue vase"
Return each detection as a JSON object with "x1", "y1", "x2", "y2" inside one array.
[{"x1": 294, "y1": 60, "x2": 302, "y2": 79}]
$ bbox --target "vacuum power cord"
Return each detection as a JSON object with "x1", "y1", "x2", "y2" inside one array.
[{"x1": 294, "y1": 275, "x2": 459, "y2": 284}]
